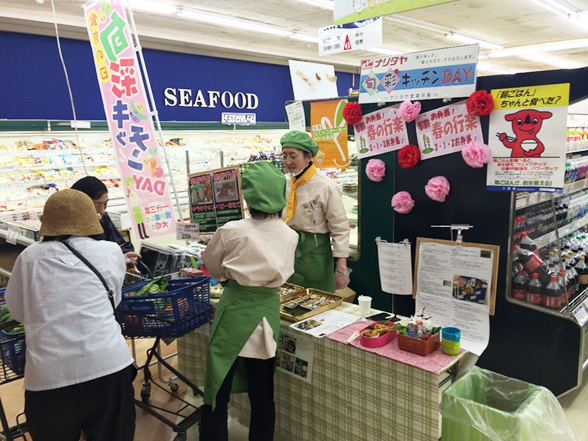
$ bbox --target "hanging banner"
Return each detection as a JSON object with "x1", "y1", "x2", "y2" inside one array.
[
  {"x1": 289, "y1": 60, "x2": 339, "y2": 101},
  {"x1": 354, "y1": 106, "x2": 408, "y2": 159},
  {"x1": 84, "y1": 1, "x2": 175, "y2": 240},
  {"x1": 334, "y1": 0, "x2": 456, "y2": 26},
  {"x1": 486, "y1": 83, "x2": 569, "y2": 192},
  {"x1": 359, "y1": 44, "x2": 479, "y2": 105},
  {"x1": 415, "y1": 101, "x2": 483, "y2": 160},
  {"x1": 319, "y1": 17, "x2": 382, "y2": 56},
  {"x1": 188, "y1": 166, "x2": 244, "y2": 233},
  {"x1": 311, "y1": 100, "x2": 349, "y2": 169}
]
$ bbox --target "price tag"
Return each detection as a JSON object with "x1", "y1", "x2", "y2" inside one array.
[
  {"x1": 527, "y1": 193, "x2": 539, "y2": 205},
  {"x1": 176, "y1": 223, "x2": 200, "y2": 241},
  {"x1": 6, "y1": 225, "x2": 19, "y2": 245},
  {"x1": 573, "y1": 301, "x2": 588, "y2": 326}
]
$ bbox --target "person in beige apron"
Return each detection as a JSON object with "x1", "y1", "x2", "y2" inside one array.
[
  {"x1": 281, "y1": 131, "x2": 351, "y2": 293},
  {"x1": 199, "y1": 162, "x2": 299, "y2": 441}
]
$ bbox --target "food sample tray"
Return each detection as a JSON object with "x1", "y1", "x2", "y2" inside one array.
[{"x1": 280, "y1": 288, "x2": 343, "y2": 322}]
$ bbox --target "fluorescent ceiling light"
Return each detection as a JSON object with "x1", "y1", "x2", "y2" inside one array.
[
  {"x1": 177, "y1": 9, "x2": 294, "y2": 37},
  {"x1": 368, "y1": 47, "x2": 404, "y2": 56},
  {"x1": 520, "y1": 53, "x2": 584, "y2": 69},
  {"x1": 489, "y1": 38, "x2": 588, "y2": 57},
  {"x1": 478, "y1": 63, "x2": 518, "y2": 75},
  {"x1": 296, "y1": 0, "x2": 334, "y2": 10},
  {"x1": 534, "y1": 0, "x2": 580, "y2": 17},
  {"x1": 478, "y1": 54, "x2": 489, "y2": 59},
  {"x1": 291, "y1": 33, "x2": 320, "y2": 43},
  {"x1": 128, "y1": 0, "x2": 177, "y2": 15},
  {"x1": 446, "y1": 32, "x2": 503, "y2": 50}
]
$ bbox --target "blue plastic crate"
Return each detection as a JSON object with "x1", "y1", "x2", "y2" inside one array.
[
  {"x1": 0, "y1": 288, "x2": 26, "y2": 381},
  {"x1": 116, "y1": 276, "x2": 211, "y2": 338}
]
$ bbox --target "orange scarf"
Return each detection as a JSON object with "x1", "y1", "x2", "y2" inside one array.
[{"x1": 285, "y1": 164, "x2": 317, "y2": 223}]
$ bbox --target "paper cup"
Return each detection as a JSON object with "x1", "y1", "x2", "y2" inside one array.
[{"x1": 358, "y1": 295, "x2": 372, "y2": 318}]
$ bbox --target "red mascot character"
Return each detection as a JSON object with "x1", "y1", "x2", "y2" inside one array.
[{"x1": 498, "y1": 109, "x2": 553, "y2": 158}]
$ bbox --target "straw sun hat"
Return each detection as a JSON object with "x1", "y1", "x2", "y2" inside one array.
[{"x1": 39, "y1": 189, "x2": 104, "y2": 237}]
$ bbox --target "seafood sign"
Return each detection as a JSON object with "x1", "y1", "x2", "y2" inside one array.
[{"x1": 83, "y1": 0, "x2": 175, "y2": 239}]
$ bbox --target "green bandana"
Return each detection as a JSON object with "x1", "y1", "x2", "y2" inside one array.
[
  {"x1": 280, "y1": 131, "x2": 319, "y2": 157},
  {"x1": 241, "y1": 162, "x2": 287, "y2": 213}
]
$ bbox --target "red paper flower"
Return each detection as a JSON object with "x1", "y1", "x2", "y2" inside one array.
[
  {"x1": 342, "y1": 102, "x2": 362, "y2": 125},
  {"x1": 466, "y1": 90, "x2": 494, "y2": 116},
  {"x1": 398, "y1": 144, "x2": 420, "y2": 169}
]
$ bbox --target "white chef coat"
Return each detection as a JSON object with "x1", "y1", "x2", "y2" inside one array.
[
  {"x1": 203, "y1": 217, "x2": 298, "y2": 358},
  {"x1": 5, "y1": 236, "x2": 133, "y2": 391},
  {"x1": 284, "y1": 171, "x2": 350, "y2": 258}
]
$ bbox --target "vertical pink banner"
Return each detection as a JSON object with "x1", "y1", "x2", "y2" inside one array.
[
  {"x1": 84, "y1": 0, "x2": 175, "y2": 240},
  {"x1": 415, "y1": 101, "x2": 482, "y2": 160}
]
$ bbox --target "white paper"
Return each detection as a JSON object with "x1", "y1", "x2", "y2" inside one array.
[
  {"x1": 319, "y1": 18, "x2": 382, "y2": 56},
  {"x1": 288, "y1": 60, "x2": 339, "y2": 101},
  {"x1": 573, "y1": 300, "x2": 588, "y2": 326},
  {"x1": 285, "y1": 101, "x2": 306, "y2": 132},
  {"x1": 176, "y1": 223, "x2": 200, "y2": 241},
  {"x1": 415, "y1": 292, "x2": 489, "y2": 356},
  {"x1": 6, "y1": 225, "x2": 18, "y2": 245},
  {"x1": 289, "y1": 309, "x2": 359, "y2": 338},
  {"x1": 415, "y1": 241, "x2": 496, "y2": 356},
  {"x1": 278, "y1": 324, "x2": 315, "y2": 382},
  {"x1": 416, "y1": 242, "x2": 493, "y2": 309},
  {"x1": 376, "y1": 241, "x2": 413, "y2": 295}
]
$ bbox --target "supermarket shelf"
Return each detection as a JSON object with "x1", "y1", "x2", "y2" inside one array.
[
  {"x1": 0, "y1": 227, "x2": 35, "y2": 247},
  {"x1": 516, "y1": 179, "x2": 587, "y2": 210},
  {"x1": 0, "y1": 161, "x2": 117, "y2": 172},
  {"x1": 533, "y1": 214, "x2": 588, "y2": 249}
]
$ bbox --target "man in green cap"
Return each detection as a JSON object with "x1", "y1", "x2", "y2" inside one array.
[
  {"x1": 280, "y1": 130, "x2": 351, "y2": 293},
  {"x1": 199, "y1": 161, "x2": 299, "y2": 441}
]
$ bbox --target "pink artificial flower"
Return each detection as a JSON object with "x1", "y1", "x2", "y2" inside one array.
[
  {"x1": 399, "y1": 100, "x2": 422, "y2": 123},
  {"x1": 365, "y1": 158, "x2": 386, "y2": 182},
  {"x1": 391, "y1": 191, "x2": 415, "y2": 214},
  {"x1": 425, "y1": 176, "x2": 450, "y2": 202},
  {"x1": 462, "y1": 141, "x2": 490, "y2": 168}
]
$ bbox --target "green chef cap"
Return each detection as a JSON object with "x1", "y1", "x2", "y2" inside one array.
[
  {"x1": 241, "y1": 162, "x2": 287, "y2": 213},
  {"x1": 280, "y1": 131, "x2": 319, "y2": 157}
]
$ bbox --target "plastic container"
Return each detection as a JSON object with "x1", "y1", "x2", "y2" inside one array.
[
  {"x1": 397, "y1": 332, "x2": 440, "y2": 356},
  {"x1": 359, "y1": 321, "x2": 399, "y2": 348},
  {"x1": 441, "y1": 366, "x2": 577, "y2": 441}
]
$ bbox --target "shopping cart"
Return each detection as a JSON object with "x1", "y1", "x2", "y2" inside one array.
[
  {"x1": 0, "y1": 289, "x2": 27, "y2": 441},
  {"x1": 116, "y1": 276, "x2": 212, "y2": 441}
]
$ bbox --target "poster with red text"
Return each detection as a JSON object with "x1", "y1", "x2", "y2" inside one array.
[
  {"x1": 415, "y1": 101, "x2": 482, "y2": 160},
  {"x1": 354, "y1": 106, "x2": 408, "y2": 159},
  {"x1": 486, "y1": 83, "x2": 569, "y2": 192},
  {"x1": 84, "y1": 1, "x2": 175, "y2": 240}
]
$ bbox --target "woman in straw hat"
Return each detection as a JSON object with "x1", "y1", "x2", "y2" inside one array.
[
  {"x1": 199, "y1": 162, "x2": 299, "y2": 441},
  {"x1": 5, "y1": 189, "x2": 135, "y2": 441},
  {"x1": 280, "y1": 130, "x2": 351, "y2": 293}
]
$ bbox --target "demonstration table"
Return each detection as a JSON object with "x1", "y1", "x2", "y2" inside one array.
[{"x1": 177, "y1": 303, "x2": 469, "y2": 441}]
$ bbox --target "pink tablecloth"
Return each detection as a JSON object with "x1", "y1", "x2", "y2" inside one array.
[{"x1": 327, "y1": 321, "x2": 465, "y2": 374}]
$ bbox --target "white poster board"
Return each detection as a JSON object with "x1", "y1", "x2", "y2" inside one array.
[{"x1": 288, "y1": 60, "x2": 339, "y2": 101}]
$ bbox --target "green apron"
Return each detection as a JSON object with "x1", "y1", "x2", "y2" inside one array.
[
  {"x1": 288, "y1": 231, "x2": 335, "y2": 293},
  {"x1": 203, "y1": 280, "x2": 280, "y2": 410}
]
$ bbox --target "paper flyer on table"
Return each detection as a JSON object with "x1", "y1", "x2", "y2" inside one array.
[
  {"x1": 278, "y1": 324, "x2": 315, "y2": 383},
  {"x1": 376, "y1": 240, "x2": 413, "y2": 295},
  {"x1": 290, "y1": 309, "x2": 359, "y2": 338},
  {"x1": 415, "y1": 293, "x2": 489, "y2": 356}
]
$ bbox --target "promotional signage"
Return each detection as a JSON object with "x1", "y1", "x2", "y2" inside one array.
[
  {"x1": 359, "y1": 44, "x2": 479, "y2": 104},
  {"x1": 334, "y1": 0, "x2": 456, "y2": 26},
  {"x1": 84, "y1": 1, "x2": 175, "y2": 240},
  {"x1": 285, "y1": 101, "x2": 306, "y2": 132},
  {"x1": 310, "y1": 100, "x2": 349, "y2": 168},
  {"x1": 221, "y1": 113, "x2": 256, "y2": 125},
  {"x1": 319, "y1": 18, "x2": 382, "y2": 56},
  {"x1": 415, "y1": 101, "x2": 483, "y2": 160},
  {"x1": 354, "y1": 106, "x2": 408, "y2": 159},
  {"x1": 164, "y1": 88, "x2": 259, "y2": 109},
  {"x1": 188, "y1": 166, "x2": 244, "y2": 233},
  {"x1": 486, "y1": 83, "x2": 570, "y2": 192}
]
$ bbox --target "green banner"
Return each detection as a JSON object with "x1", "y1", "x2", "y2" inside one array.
[{"x1": 334, "y1": 0, "x2": 456, "y2": 26}]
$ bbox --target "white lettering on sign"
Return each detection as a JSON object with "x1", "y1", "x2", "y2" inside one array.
[{"x1": 164, "y1": 88, "x2": 259, "y2": 110}]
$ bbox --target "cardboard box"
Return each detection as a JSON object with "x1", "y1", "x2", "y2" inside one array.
[{"x1": 335, "y1": 287, "x2": 356, "y2": 303}]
